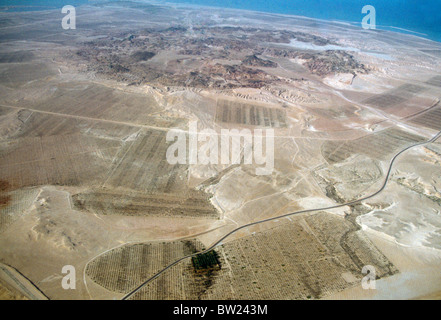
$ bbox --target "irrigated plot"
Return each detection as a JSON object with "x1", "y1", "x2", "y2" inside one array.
[
  {"x1": 0, "y1": 186, "x2": 39, "y2": 234},
  {"x1": 10, "y1": 112, "x2": 90, "y2": 138},
  {"x1": 72, "y1": 189, "x2": 218, "y2": 219},
  {"x1": 0, "y1": 134, "x2": 121, "y2": 189},
  {"x1": 85, "y1": 240, "x2": 205, "y2": 294},
  {"x1": 362, "y1": 94, "x2": 407, "y2": 108},
  {"x1": 0, "y1": 62, "x2": 55, "y2": 88},
  {"x1": 129, "y1": 212, "x2": 397, "y2": 300},
  {"x1": 391, "y1": 84, "x2": 427, "y2": 97},
  {"x1": 11, "y1": 111, "x2": 141, "y2": 140},
  {"x1": 409, "y1": 106, "x2": 441, "y2": 131},
  {"x1": 425, "y1": 75, "x2": 441, "y2": 87},
  {"x1": 215, "y1": 100, "x2": 286, "y2": 127},
  {"x1": 362, "y1": 83, "x2": 427, "y2": 108},
  {"x1": 78, "y1": 128, "x2": 219, "y2": 219},
  {"x1": 17, "y1": 82, "x2": 162, "y2": 126},
  {"x1": 103, "y1": 129, "x2": 189, "y2": 194},
  {"x1": 0, "y1": 51, "x2": 34, "y2": 63},
  {"x1": 322, "y1": 127, "x2": 425, "y2": 164}
]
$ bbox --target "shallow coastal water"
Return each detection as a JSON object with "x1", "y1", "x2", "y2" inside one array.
[
  {"x1": 1, "y1": 0, "x2": 439, "y2": 42},
  {"x1": 170, "y1": 0, "x2": 441, "y2": 42}
]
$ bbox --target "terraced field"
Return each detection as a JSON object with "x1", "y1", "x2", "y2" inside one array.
[
  {"x1": 215, "y1": 100, "x2": 286, "y2": 127},
  {"x1": 322, "y1": 127, "x2": 425, "y2": 164}
]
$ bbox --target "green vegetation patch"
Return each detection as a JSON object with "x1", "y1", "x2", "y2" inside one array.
[{"x1": 192, "y1": 250, "x2": 221, "y2": 272}]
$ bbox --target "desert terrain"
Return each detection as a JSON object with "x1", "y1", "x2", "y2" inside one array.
[{"x1": 0, "y1": 1, "x2": 440, "y2": 300}]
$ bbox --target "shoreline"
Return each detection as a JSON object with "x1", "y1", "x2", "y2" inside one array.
[{"x1": 0, "y1": 0, "x2": 440, "y2": 44}]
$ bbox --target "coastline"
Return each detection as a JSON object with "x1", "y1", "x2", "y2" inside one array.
[
  {"x1": 159, "y1": 0, "x2": 441, "y2": 43},
  {"x1": 0, "y1": 0, "x2": 439, "y2": 43}
]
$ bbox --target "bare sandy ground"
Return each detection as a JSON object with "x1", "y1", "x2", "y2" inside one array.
[
  {"x1": 0, "y1": 2, "x2": 440, "y2": 299},
  {"x1": 325, "y1": 229, "x2": 441, "y2": 300}
]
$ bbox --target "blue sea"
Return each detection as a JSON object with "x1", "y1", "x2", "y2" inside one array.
[{"x1": 1, "y1": 0, "x2": 440, "y2": 42}]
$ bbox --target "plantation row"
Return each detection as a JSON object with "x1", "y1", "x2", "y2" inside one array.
[
  {"x1": 130, "y1": 212, "x2": 397, "y2": 300},
  {"x1": 215, "y1": 100, "x2": 286, "y2": 128},
  {"x1": 410, "y1": 106, "x2": 441, "y2": 131},
  {"x1": 0, "y1": 188, "x2": 39, "y2": 234},
  {"x1": 72, "y1": 189, "x2": 219, "y2": 218},
  {"x1": 322, "y1": 127, "x2": 424, "y2": 164},
  {"x1": 362, "y1": 83, "x2": 427, "y2": 109},
  {"x1": 86, "y1": 240, "x2": 204, "y2": 293}
]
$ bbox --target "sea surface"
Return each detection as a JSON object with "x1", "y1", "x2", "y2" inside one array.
[
  {"x1": 0, "y1": 0, "x2": 90, "y2": 11},
  {"x1": 171, "y1": 0, "x2": 441, "y2": 42},
  {"x1": 1, "y1": 0, "x2": 440, "y2": 42}
]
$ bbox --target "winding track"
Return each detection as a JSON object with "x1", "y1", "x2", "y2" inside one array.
[{"x1": 121, "y1": 129, "x2": 441, "y2": 300}]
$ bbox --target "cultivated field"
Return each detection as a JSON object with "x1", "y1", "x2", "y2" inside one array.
[
  {"x1": 9, "y1": 111, "x2": 140, "y2": 140},
  {"x1": 96, "y1": 128, "x2": 219, "y2": 218},
  {"x1": 0, "y1": 134, "x2": 120, "y2": 190},
  {"x1": 127, "y1": 212, "x2": 397, "y2": 300},
  {"x1": 86, "y1": 240, "x2": 205, "y2": 294},
  {"x1": 0, "y1": 51, "x2": 34, "y2": 64},
  {"x1": 0, "y1": 185, "x2": 39, "y2": 234},
  {"x1": 72, "y1": 189, "x2": 218, "y2": 218},
  {"x1": 362, "y1": 83, "x2": 428, "y2": 109},
  {"x1": 409, "y1": 106, "x2": 441, "y2": 131},
  {"x1": 0, "y1": 1, "x2": 440, "y2": 300},
  {"x1": 102, "y1": 129, "x2": 187, "y2": 193},
  {"x1": 322, "y1": 127, "x2": 425, "y2": 164},
  {"x1": 0, "y1": 62, "x2": 55, "y2": 88},
  {"x1": 215, "y1": 100, "x2": 287, "y2": 127},
  {"x1": 425, "y1": 75, "x2": 441, "y2": 87},
  {"x1": 15, "y1": 82, "x2": 165, "y2": 126}
]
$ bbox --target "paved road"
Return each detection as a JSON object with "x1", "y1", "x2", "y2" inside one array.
[
  {"x1": 122, "y1": 129, "x2": 441, "y2": 300},
  {"x1": 0, "y1": 264, "x2": 49, "y2": 300}
]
